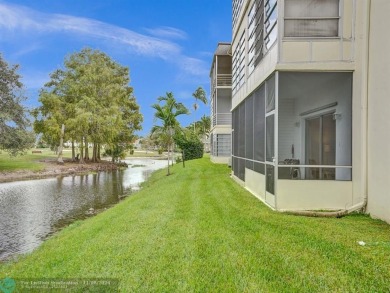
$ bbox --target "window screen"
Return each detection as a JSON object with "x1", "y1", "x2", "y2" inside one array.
[
  {"x1": 232, "y1": 109, "x2": 238, "y2": 157},
  {"x1": 238, "y1": 158, "x2": 245, "y2": 180},
  {"x1": 266, "y1": 115, "x2": 275, "y2": 162},
  {"x1": 245, "y1": 95, "x2": 254, "y2": 160},
  {"x1": 232, "y1": 74, "x2": 277, "y2": 178},
  {"x1": 254, "y1": 85, "x2": 265, "y2": 162},
  {"x1": 238, "y1": 103, "x2": 246, "y2": 158}
]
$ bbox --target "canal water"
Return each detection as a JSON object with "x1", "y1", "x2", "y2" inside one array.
[{"x1": 0, "y1": 159, "x2": 167, "y2": 261}]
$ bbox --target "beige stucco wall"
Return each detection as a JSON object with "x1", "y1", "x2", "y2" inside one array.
[
  {"x1": 245, "y1": 168, "x2": 265, "y2": 201},
  {"x1": 277, "y1": 180, "x2": 353, "y2": 211},
  {"x1": 366, "y1": 0, "x2": 390, "y2": 224},
  {"x1": 244, "y1": 169, "x2": 276, "y2": 209}
]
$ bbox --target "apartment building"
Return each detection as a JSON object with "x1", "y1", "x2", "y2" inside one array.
[
  {"x1": 210, "y1": 43, "x2": 232, "y2": 164},
  {"x1": 230, "y1": 0, "x2": 390, "y2": 223}
]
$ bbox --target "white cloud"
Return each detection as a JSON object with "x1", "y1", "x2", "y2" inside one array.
[
  {"x1": 144, "y1": 26, "x2": 188, "y2": 40},
  {"x1": 0, "y1": 2, "x2": 208, "y2": 77},
  {"x1": 0, "y1": 3, "x2": 180, "y2": 58},
  {"x1": 177, "y1": 57, "x2": 209, "y2": 77},
  {"x1": 11, "y1": 43, "x2": 42, "y2": 58}
]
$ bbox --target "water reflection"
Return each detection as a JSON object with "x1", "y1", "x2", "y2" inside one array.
[{"x1": 0, "y1": 159, "x2": 166, "y2": 261}]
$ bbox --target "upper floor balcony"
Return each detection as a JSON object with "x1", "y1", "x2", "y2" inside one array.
[{"x1": 211, "y1": 73, "x2": 232, "y2": 93}]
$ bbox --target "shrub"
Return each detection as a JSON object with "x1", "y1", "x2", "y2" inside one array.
[{"x1": 174, "y1": 134, "x2": 203, "y2": 161}]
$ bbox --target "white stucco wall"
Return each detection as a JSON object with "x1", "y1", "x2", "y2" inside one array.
[
  {"x1": 366, "y1": 0, "x2": 390, "y2": 224},
  {"x1": 245, "y1": 168, "x2": 265, "y2": 201},
  {"x1": 277, "y1": 180, "x2": 353, "y2": 211}
]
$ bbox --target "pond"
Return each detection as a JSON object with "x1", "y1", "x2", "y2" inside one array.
[{"x1": 0, "y1": 158, "x2": 167, "y2": 261}]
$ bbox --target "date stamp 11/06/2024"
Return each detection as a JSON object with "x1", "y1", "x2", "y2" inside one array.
[{"x1": 0, "y1": 277, "x2": 119, "y2": 292}]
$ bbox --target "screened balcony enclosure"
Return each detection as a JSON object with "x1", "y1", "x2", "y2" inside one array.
[
  {"x1": 232, "y1": 71, "x2": 352, "y2": 210},
  {"x1": 278, "y1": 72, "x2": 352, "y2": 181}
]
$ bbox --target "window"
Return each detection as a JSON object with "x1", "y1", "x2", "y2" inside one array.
[
  {"x1": 212, "y1": 134, "x2": 231, "y2": 157},
  {"x1": 233, "y1": 0, "x2": 244, "y2": 29},
  {"x1": 264, "y1": 0, "x2": 278, "y2": 50},
  {"x1": 284, "y1": 0, "x2": 339, "y2": 37},
  {"x1": 238, "y1": 32, "x2": 246, "y2": 88},
  {"x1": 233, "y1": 32, "x2": 246, "y2": 94},
  {"x1": 248, "y1": 0, "x2": 278, "y2": 74},
  {"x1": 232, "y1": 43, "x2": 238, "y2": 93},
  {"x1": 247, "y1": 2, "x2": 258, "y2": 74}
]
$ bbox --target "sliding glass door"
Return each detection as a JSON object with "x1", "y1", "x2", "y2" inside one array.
[{"x1": 305, "y1": 113, "x2": 336, "y2": 179}]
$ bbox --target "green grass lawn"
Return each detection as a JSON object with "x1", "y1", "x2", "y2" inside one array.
[
  {"x1": 0, "y1": 157, "x2": 389, "y2": 292},
  {"x1": 0, "y1": 148, "x2": 72, "y2": 172}
]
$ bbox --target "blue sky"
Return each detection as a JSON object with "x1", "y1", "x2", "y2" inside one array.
[{"x1": 0, "y1": 0, "x2": 231, "y2": 136}]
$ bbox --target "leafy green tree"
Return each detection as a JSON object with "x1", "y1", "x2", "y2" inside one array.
[
  {"x1": 33, "y1": 48, "x2": 142, "y2": 163},
  {"x1": 192, "y1": 86, "x2": 207, "y2": 132},
  {"x1": 174, "y1": 128, "x2": 204, "y2": 161},
  {"x1": 0, "y1": 54, "x2": 34, "y2": 156},
  {"x1": 151, "y1": 92, "x2": 188, "y2": 175}
]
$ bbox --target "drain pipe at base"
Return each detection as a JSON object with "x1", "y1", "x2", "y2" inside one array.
[{"x1": 282, "y1": 197, "x2": 367, "y2": 219}]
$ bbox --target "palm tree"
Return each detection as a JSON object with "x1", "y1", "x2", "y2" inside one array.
[
  {"x1": 199, "y1": 115, "x2": 211, "y2": 138},
  {"x1": 151, "y1": 92, "x2": 189, "y2": 175},
  {"x1": 192, "y1": 87, "x2": 207, "y2": 132}
]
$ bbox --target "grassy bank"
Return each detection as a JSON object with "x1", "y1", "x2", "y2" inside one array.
[
  {"x1": 0, "y1": 157, "x2": 389, "y2": 292},
  {"x1": 0, "y1": 148, "x2": 71, "y2": 172}
]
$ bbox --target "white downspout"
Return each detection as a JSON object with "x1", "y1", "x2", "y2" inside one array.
[{"x1": 349, "y1": 0, "x2": 371, "y2": 214}]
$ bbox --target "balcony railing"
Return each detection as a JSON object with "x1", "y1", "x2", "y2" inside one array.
[
  {"x1": 217, "y1": 74, "x2": 232, "y2": 86},
  {"x1": 212, "y1": 74, "x2": 232, "y2": 90},
  {"x1": 212, "y1": 113, "x2": 232, "y2": 127}
]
